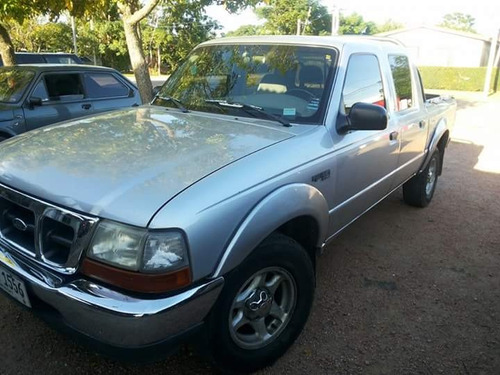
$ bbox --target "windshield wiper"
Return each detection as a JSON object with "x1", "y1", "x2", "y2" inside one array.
[
  {"x1": 154, "y1": 95, "x2": 189, "y2": 113},
  {"x1": 205, "y1": 99, "x2": 291, "y2": 127}
]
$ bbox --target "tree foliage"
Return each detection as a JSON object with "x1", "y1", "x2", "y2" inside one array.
[
  {"x1": 7, "y1": 19, "x2": 73, "y2": 52},
  {"x1": 439, "y1": 12, "x2": 476, "y2": 33},
  {"x1": 254, "y1": 0, "x2": 331, "y2": 35},
  {"x1": 377, "y1": 19, "x2": 404, "y2": 33},
  {"x1": 338, "y1": 13, "x2": 377, "y2": 35}
]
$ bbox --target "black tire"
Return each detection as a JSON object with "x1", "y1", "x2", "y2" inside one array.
[
  {"x1": 208, "y1": 233, "x2": 315, "y2": 373},
  {"x1": 0, "y1": 136, "x2": 7, "y2": 142},
  {"x1": 403, "y1": 150, "x2": 440, "y2": 207}
]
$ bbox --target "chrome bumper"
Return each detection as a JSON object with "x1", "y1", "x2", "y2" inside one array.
[{"x1": 0, "y1": 243, "x2": 224, "y2": 348}]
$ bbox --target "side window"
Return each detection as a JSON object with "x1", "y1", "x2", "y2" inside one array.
[
  {"x1": 44, "y1": 74, "x2": 84, "y2": 101},
  {"x1": 84, "y1": 73, "x2": 129, "y2": 98},
  {"x1": 389, "y1": 55, "x2": 413, "y2": 111},
  {"x1": 342, "y1": 54, "x2": 385, "y2": 114},
  {"x1": 31, "y1": 80, "x2": 49, "y2": 102}
]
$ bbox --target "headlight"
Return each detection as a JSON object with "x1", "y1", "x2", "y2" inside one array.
[{"x1": 88, "y1": 220, "x2": 189, "y2": 273}]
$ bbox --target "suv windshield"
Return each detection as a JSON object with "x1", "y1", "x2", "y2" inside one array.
[
  {"x1": 154, "y1": 44, "x2": 337, "y2": 124},
  {"x1": 0, "y1": 68, "x2": 35, "y2": 103}
]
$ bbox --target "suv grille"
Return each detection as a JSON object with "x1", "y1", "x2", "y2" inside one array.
[{"x1": 0, "y1": 184, "x2": 98, "y2": 274}]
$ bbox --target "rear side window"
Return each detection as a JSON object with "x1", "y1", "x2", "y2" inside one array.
[
  {"x1": 44, "y1": 55, "x2": 79, "y2": 64},
  {"x1": 389, "y1": 55, "x2": 413, "y2": 111},
  {"x1": 44, "y1": 73, "x2": 84, "y2": 100},
  {"x1": 16, "y1": 54, "x2": 45, "y2": 64},
  {"x1": 342, "y1": 54, "x2": 385, "y2": 114},
  {"x1": 84, "y1": 73, "x2": 129, "y2": 98}
]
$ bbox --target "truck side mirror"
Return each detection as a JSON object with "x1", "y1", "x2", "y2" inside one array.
[
  {"x1": 28, "y1": 97, "x2": 43, "y2": 109},
  {"x1": 337, "y1": 102, "x2": 387, "y2": 133}
]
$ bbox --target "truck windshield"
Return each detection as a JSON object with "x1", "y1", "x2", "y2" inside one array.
[
  {"x1": 0, "y1": 68, "x2": 35, "y2": 103},
  {"x1": 154, "y1": 44, "x2": 337, "y2": 124}
]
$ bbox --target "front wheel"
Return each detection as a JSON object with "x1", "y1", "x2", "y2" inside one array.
[
  {"x1": 208, "y1": 233, "x2": 315, "y2": 373},
  {"x1": 403, "y1": 150, "x2": 440, "y2": 207}
]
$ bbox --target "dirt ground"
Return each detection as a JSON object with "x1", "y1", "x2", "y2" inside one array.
[{"x1": 0, "y1": 92, "x2": 499, "y2": 375}]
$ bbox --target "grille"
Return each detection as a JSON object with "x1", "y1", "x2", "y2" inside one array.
[
  {"x1": 0, "y1": 184, "x2": 98, "y2": 274},
  {"x1": 0, "y1": 197, "x2": 36, "y2": 254}
]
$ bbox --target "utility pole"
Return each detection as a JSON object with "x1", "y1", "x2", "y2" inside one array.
[
  {"x1": 71, "y1": 16, "x2": 78, "y2": 55},
  {"x1": 331, "y1": 5, "x2": 339, "y2": 36},
  {"x1": 483, "y1": 29, "x2": 500, "y2": 98},
  {"x1": 297, "y1": 19, "x2": 302, "y2": 35},
  {"x1": 302, "y1": 6, "x2": 311, "y2": 35}
]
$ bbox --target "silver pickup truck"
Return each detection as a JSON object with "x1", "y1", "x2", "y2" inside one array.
[{"x1": 0, "y1": 36, "x2": 455, "y2": 372}]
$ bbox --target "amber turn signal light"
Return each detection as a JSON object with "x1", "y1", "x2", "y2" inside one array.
[{"x1": 81, "y1": 258, "x2": 191, "y2": 293}]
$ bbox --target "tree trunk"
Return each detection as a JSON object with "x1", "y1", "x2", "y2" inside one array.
[
  {"x1": 123, "y1": 21, "x2": 153, "y2": 103},
  {"x1": 0, "y1": 23, "x2": 16, "y2": 66}
]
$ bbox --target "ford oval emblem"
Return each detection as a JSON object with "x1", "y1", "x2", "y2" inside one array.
[{"x1": 12, "y1": 218, "x2": 28, "y2": 232}]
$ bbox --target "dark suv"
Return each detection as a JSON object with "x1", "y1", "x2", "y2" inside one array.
[
  {"x1": 0, "y1": 53, "x2": 83, "y2": 66},
  {"x1": 0, "y1": 64, "x2": 140, "y2": 140}
]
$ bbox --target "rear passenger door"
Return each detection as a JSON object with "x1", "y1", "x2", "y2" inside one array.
[
  {"x1": 23, "y1": 72, "x2": 94, "y2": 130},
  {"x1": 83, "y1": 72, "x2": 138, "y2": 114},
  {"x1": 388, "y1": 55, "x2": 428, "y2": 186}
]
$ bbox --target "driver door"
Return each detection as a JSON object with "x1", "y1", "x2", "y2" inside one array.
[
  {"x1": 23, "y1": 72, "x2": 94, "y2": 130},
  {"x1": 329, "y1": 54, "x2": 400, "y2": 235}
]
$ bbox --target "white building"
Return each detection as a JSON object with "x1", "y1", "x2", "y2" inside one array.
[{"x1": 377, "y1": 26, "x2": 497, "y2": 67}]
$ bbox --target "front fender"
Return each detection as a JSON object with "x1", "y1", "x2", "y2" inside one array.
[
  {"x1": 212, "y1": 183, "x2": 329, "y2": 277},
  {"x1": 419, "y1": 118, "x2": 448, "y2": 174}
]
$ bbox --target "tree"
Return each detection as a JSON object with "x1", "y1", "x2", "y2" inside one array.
[
  {"x1": 77, "y1": 20, "x2": 130, "y2": 70},
  {"x1": 255, "y1": 0, "x2": 331, "y2": 35},
  {"x1": 377, "y1": 19, "x2": 404, "y2": 33},
  {"x1": 143, "y1": 0, "x2": 220, "y2": 75},
  {"x1": 0, "y1": 0, "x2": 102, "y2": 64},
  {"x1": 439, "y1": 12, "x2": 476, "y2": 33},
  {"x1": 339, "y1": 13, "x2": 378, "y2": 35},
  {"x1": 225, "y1": 24, "x2": 263, "y2": 37}
]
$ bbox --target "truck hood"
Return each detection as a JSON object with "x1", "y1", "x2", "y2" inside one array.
[{"x1": 0, "y1": 106, "x2": 294, "y2": 226}]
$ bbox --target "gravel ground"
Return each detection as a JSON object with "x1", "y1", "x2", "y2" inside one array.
[{"x1": 0, "y1": 92, "x2": 499, "y2": 375}]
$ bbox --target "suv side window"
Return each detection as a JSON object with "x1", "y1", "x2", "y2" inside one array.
[
  {"x1": 84, "y1": 73, "x2": 129, "y2": 98},
  {"x1": 44, "y1": 73, "x2": 84, "y2": 101},
  {"x1": 389, "y1": 55, "x2": 413, "y2": 111},
  {"x1": 342, "y1": 54, "x2": 385, "y2": 114}
]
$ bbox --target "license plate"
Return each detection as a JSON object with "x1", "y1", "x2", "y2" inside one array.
[{"x1": 0, "y1": 266, "x2": 31, "y2": 308}]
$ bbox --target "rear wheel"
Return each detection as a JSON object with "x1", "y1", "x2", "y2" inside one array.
[
  {"x1": 208, "y1": 233, "x2": 315, "y2": 373},
  {"x1": 403, "y1": 150, "x2": 440, "y2": 207}
]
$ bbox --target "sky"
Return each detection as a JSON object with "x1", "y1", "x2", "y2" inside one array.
[{"x1": 206, "y1": 0, "x2": 500, "y2": 36}]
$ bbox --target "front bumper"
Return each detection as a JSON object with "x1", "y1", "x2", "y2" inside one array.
[{"x1": 0, "y1": 242, "x2": 224, "y2": 349}]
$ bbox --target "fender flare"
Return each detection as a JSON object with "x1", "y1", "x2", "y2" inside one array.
[
  {"x1": 212, "y1": 183, "x2": 329, "y2": 277},
  {"x1": 419, "y1": 118, "x2": 449, "y2": 174}
]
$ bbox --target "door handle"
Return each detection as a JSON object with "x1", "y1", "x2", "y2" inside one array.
[
  {"x1": 419, "y1": 120, "x2": 426, "y2": 129},
  {"x1": 389, "y1": 131, "x2": 399, "y2": 141},
  {"x1": 82, "y1": 104, "x2": 92, "y2": 110}
]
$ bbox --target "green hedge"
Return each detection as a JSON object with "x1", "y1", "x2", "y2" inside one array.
[{"x1": 419, "y1": 66, "x2": 499, "y2": 92}]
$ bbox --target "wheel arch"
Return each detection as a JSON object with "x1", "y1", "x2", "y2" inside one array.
[
  {"x1": 212, "y1": 183, "x2": 329, "y2": 277},
  {"x1": 420, "y1": 118, "x2": 449, "y2": 175}
]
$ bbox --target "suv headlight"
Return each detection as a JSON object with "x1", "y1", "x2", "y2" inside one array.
[{"x1": 87, "y1": 220, "x2": 189, "y2": 274}]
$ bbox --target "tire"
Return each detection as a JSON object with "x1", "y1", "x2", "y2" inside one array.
[
  {"x1": 208, "y1": 233, "x2": 315, "y2": 373},
  {"x1": 403, "y1": 150, "x2": 440, "y2": 207}
]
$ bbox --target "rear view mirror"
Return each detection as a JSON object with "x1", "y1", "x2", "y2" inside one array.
[{"x1": 338, "y1": 102, "x2": 387, "y2": 133}]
